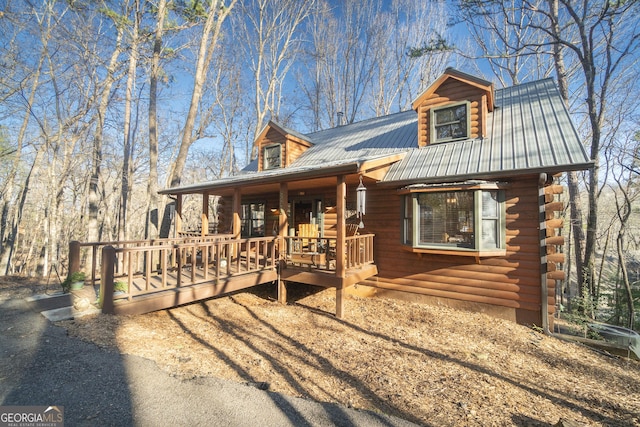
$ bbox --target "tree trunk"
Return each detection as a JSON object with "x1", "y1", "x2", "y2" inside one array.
[
  {"x1": 147, "y1": 0, "x2": 166, "y2": 241},
  {"x1": 119, "y1": 0, "x2": 142, "y2": 243},
  {"x1": 547, "y1": 0, "x2": 590, "y2": 311},
  {"x1": 161, "y1": 0, "x2": 237, "y2": 237},
  {"x1": 0, "y1": 9, "x2": 47, "y2": 274},
  {"x1": 0, "y1": 147, "x2": 45, "y2": 274},
  {"x1": 87, "y1": 28, "x2": 124, "y2": 245}
]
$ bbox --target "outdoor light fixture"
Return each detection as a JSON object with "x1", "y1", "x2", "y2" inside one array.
[{"x1": 356, "y1": 176, "x2": 366, "y2": 228}]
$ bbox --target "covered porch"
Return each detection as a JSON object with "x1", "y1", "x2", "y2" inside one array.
[{"x1": 156, "y1": 164, "x2": 382, "y2": 317}]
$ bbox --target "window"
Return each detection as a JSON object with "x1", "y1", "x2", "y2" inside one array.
[
  {"x1": 263, "y1": 144, "x2": 281, "y2": 170},
  {"x1": 241, "y1": 202, "x2": 265, "y2": 237},
  {"x1": 402, "y1": 189, "x2": 504, "y2": 252},
  {"x1": 431, "y1": 101, "x2": 470, "y2": 143}
]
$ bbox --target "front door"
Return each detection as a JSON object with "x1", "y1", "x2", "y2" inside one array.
[{"x1": 291, "y1": 198, "x2": 323, "y2": 235}]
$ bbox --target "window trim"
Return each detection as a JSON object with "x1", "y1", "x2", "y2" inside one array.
[
  {"x1": 401, "y1": 187, "x2": 506, "y2": 257},
  {"x1": 430, "y1": 101, "x2": 471, "y2": 144},
  {"x1": 262, "y1": 144, "x2": 282, "y2": 170}
]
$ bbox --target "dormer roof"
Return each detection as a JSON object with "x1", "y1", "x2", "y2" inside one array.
[
  {"x1": 412, "y1": 67, "x2": 495, "y2": 112},
  {"x1": 255, "y1": 120, "x2": 314, "y2": 146}
]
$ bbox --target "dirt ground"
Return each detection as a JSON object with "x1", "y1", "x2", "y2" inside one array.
[{"x1": 3, "y1": 276, "x2": 640, "y2": 426}]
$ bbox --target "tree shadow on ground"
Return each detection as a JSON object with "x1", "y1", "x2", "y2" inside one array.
[{"x1": 167, "y1": 302, "x2": 418, "y2": 426}]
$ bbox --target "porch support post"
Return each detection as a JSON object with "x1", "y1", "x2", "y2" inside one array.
[
  {"x1": 278, "y1": 182, "x2": 288, "y2": 236},
  {"x1": 232, "y1": 188, "x2": 241, "y2": 239},
  {"x1": 336, "y1": 175, "x2": 346, "y2": 318},
  {"x1": 232, "y1": 187, "x2": 242, "y2": 261},
  {"x1": 277, "y1": 182, "x2": 288, "y2": 305},
  {"x1": 175, "y1": 194, "x2": 183, "y2": 236},
  {"x1": 201, "y1": 191, "x2": 209, "y2": 236}
]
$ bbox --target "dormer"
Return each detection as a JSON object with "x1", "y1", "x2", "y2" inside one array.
[
  {"x1": 255, "y1": 121, "x2": 313, "y2": 171},
  {"x1": 412, "y1": 68, "x2": 494, "y2": 147}
]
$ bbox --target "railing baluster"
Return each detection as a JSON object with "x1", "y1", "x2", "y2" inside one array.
[
  {"x1": 190, "y1": 244, "x2": 196, "y2": 283},
  {"x1": 127, "y1": 251, "x2": 133, "y2": 301},
  {"x1": 161, "y1": 248, "x2": 167, "y2": 288},
  {"x1": 145, "y1": 249, "x2": 151, "y2": 291},
  {"x1": 203, "y1": 243, "x2": 209, "y2": 280}
]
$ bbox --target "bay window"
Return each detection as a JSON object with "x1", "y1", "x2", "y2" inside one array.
[{"x1": 402, "y1": 188, "x2": 505, "y2": 253}]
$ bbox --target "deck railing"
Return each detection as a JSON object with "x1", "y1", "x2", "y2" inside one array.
[
  {"x1": 100, "y1": 236, "x2": 278, "y2": 312},
  {"x1": 71, "y1": 233, "x2": 374, "y2": 313},
  {"x1": 69, "y1": 234, "x2": 234, "y2": 287},
  {"x1": 283, "y1": 234, "x2": 374, "y2": 271}
]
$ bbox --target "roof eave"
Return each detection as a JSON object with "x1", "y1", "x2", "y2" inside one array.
[
  {"x1": 159, "y1": 162, "x2": 361, "y2": 196},
  {"x1": 379, "y1": 161, "x2": 594, "y2": 188}
]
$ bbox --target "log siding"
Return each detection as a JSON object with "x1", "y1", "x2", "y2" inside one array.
[{"x1": 361, "y1": 176, "x2": 549, "y2": 325}]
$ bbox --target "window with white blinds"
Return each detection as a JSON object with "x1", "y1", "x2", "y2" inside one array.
[{"x1": 403, "y1": 189, "x2": 504, "y2": 251}]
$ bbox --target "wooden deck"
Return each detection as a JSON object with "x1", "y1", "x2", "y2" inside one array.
[
  {"x1": 111, "y1": 266, "x2": 278, "y2": 315},
  {"x1": 70, "y1": 234, "x2": 378, "y2": 317}
]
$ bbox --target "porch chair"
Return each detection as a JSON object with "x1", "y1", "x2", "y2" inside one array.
[{"x1": 290, "y1": 223, "x2": 324, "y2": 268}]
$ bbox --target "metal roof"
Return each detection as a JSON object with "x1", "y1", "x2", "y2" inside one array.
[
  {"x1": 290, "y1": 110, "x2": 418, "y2": 167},
  {"x1": 382, "y1": 78, "x2": 592, "y2": 185},
  {"x1": 162, "y1": 77, "x2": 591, "y2": 195}
]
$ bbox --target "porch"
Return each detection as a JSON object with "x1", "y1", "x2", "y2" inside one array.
[{"x1": 69, "y1": 232, "x2": 376, "y2": 317}]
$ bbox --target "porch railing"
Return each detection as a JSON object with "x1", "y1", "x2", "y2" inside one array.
[
  {"x1": 283, "y1": 234, "x2": 374, "y2": 271},
  {"x1": 100, "y1": 236, "x2": 278, "y2": 311}
]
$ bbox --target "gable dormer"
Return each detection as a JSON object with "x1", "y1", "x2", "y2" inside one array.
[
  {"x1": 255, "y1": 121, "x2": 313, "y2": 171},
  {"x1": 412, "y1": 68, "x2": 494, "y2": 147}
]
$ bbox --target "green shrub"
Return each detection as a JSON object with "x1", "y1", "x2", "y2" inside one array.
[{"x1": 61, "y1": 271, "x2": 86, "y2": 293}]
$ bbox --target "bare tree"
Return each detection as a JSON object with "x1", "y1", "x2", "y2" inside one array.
[
  {"x1": 234, "y1": 0, "x2": 317, "y2": 160},
  {"x1": 86, "y1": 5, "x2": 126, "y2": 248},
  {"x1": 368, "y1": 0, "x2": 452, "y2": 116},
  {"x1": 0, "y1": 1, "x2": 50, "y2": 273},
  {"x1": 119, "y1": 0, "x2": 144, "y2": 242},
  {"x1": 452, "y1": 0, "x2": 640, "y2": 315},
  {"x1": 207, "y1": 46, "x2": 254, "y2": 176},
  {"x1": 526, "y1": 0, "x2": 640, "y2": 310},
  {"x1": 146, "y1": 0, "x2": 167, "y2": 240},
  {"x1": 454, "y1": 0, "x2": 556, "y2": 86},
  {"x1": 611, "y1": 140, "x2": 639, "y2": 329}
]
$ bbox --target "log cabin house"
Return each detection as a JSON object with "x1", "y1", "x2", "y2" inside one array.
[{"x1": 92, "y1": 68, "x2": 591, "y2": 329}]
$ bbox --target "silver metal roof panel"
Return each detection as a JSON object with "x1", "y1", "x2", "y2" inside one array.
[
  {"x1": 166, "y1": 78, "x2": 591, "y2": 195},
  {"x1": 382, "y1": 79, "x2": 591, "y2": 185}
]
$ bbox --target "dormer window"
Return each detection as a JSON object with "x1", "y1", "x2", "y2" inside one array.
[
  {"x1": 431, "y1": 101, "x2": 470, "y2": 143},
  {"x1": 263, "y1": 144, "x2": 281, "y2": 170}
]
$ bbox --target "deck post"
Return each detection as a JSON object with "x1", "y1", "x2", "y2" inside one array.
[
  {"x1": 100, "y1": 245, "x2": 116, "y2": 314},
  {"x1": 277, "y1": 182, "x2": 288, "y2": 306},
  {"x1": 335, "y1": 175, "x2": 346, "y2": 318},
  {"x1": 68, "y1": 240, "x2": 81, "y2": 277},
  {"x1": 232, "y1": 188, "x2": 242, "y2": 238},
  {"x1": 278, "y1": 278, "x2": 287, "y2": 305},
  {"x1": 336, "y1": 175, "x2": 346, "y2": 278},
  {"x1": 175, "y1": 194, "x2": 183, "y2": 236},
  {"x1": 336, "y1": 285, "x2": 344, "y2": 319}
]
